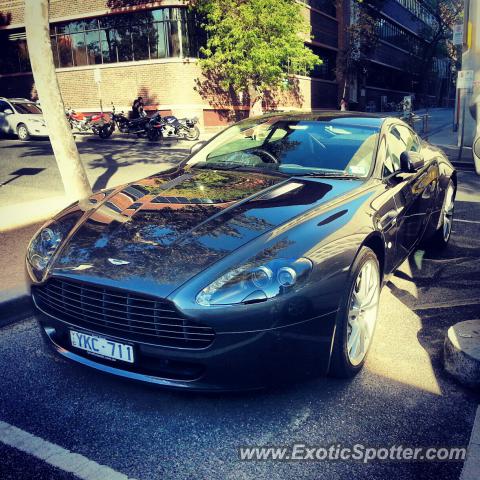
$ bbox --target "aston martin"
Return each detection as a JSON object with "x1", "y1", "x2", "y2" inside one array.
[{"x1": 27, "y1": 112, "x2": 456, "y2": 390}]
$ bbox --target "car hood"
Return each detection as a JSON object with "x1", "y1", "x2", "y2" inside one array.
[{"x1": 51, "y1": 167, "x2": 363, "y2": 297}]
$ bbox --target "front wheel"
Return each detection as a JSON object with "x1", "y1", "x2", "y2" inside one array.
[
  {"x1": 329, "y1": 247, "x2": 381, "y2": 378},
  {"x1": 185, "y1": 125, "x2": 200, "y2": 141},
  {"x1": 17, "y1": 123, "x2": 31, "y2": 141}
]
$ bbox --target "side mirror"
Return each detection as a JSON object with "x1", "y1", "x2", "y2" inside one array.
[
  {"x1": 400, "y1": 151, "x2": 424, "y2": 173},
  {"x1": 190, "y1": 140, "x2": 207, "y2": 156},
  {"x1": 4, "y1": 108, "x2": 14, "y2": 115}
]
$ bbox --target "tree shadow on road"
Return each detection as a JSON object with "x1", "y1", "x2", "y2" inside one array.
[{"x1": 0, "y1": 139, "x2": 189, "y2": 193}]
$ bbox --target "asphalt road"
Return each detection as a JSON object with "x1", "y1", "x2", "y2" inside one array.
[
  {"x1": 1, "y1": 192, "x2": 480, "y2": 479},
  {"x1": 0, "y1": 134, "x2": 193, "y2": 210}
]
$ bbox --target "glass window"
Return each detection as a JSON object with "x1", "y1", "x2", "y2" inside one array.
[
  {"x1": 85, "y1": 30, "x2": 102, "y2": 65},
  {"x1": 57, "y1": 35, "x2": 73, "y2": 67},
  {"x1": 155, "y1": 22, "x2": 168, "y2": 58},
  {"x1": 71, "y1": 32, "x2": 88, "y2": 66},
  {"x1": 167, "y1": 21, "x2": 181, "y2": 57},
  {"x1": 12, "y1": 102, "x2": 42, "y2": 114},
  {"x1": 114, "y1": 27, "x2": 133, "y2": 62},
  {"x1": 1, "y1": 7, "x2": 204, "y2": 73},
  {"x1": 100, "y1": 29, "x2": 117, "y2": 63},
  {"x1": 131, "y1": 24, "x2": 151, "y2": 61},
  {"x1": 0, "y1": 100, "x2": 11, "y2": 113},
  {"x1": 188, "y1": 117, "x2": 380, "y2": 177}
]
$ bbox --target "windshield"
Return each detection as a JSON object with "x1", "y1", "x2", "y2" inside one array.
[
  {"x1": 187, "y1": 116, "x2": 380, "y2": 177},
  {"x1": 12, "y1": 102, "x2": 42, "y2": 114}
]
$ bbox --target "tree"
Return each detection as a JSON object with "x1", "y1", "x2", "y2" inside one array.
[
  {"x1": 414, "y1": 0, "x2": 463, "y2": 106},
  {"x1": 336, "y1": 0, "x2": 386, "y2": 107},
  {"x1": 191, "y1": 0, "x2": 321, "y2": 116},
  {"x1": 24, "y1": 0, "x2": 92, "y2": 203}
]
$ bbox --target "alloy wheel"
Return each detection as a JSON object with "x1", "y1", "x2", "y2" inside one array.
[
  {"x1": 18, "y1": 125, "x2": 29, "y2": 140},
  {"x1": 442, "y1": 183, "x2": 455, "y2": 242},
  {"x1": 347, "y1": 259, "x2": 380, "y2": 366}
]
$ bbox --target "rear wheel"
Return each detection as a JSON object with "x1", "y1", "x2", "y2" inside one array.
[
  {"x1": 425, "y1": 180, "x2": 455, "y2": 251},
  {"x1": 329, "y1": 247, "x2": 381, "y2": 378},
  {"x1": 147, "y1": 128, "x2": 161, "y2": 141},
  {"x1": 17, "y1": 123, "x2": 30, "y2": 141},
  {"x1": 185, "y1": 126, "x2": 200, "y2": 141},
  {"x1": 98, "y1": 124, "x2": 113, "y2": 139}
]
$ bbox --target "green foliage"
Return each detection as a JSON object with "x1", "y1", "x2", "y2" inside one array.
[{"x1": 192, "y1": 0, "x2": 321, "y2": 95}]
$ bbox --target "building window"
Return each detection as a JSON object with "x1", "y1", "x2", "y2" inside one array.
[
  {"x1": 395, "y1": 0, "x2": 438, "y2": 32},
  {"x1": 376, "y1": 17, "x2": 423, "y2": 56},
  {"x1": 297, "y1": 0, "x2": 336, "y2": 18},
  {"x1": 0, "y1": 7, "x2": 203, "y2": 74},
  {"x1": 290, "y1": 45, "x2": 336, "y2": 81}
]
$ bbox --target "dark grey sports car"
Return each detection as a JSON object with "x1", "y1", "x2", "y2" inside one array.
[{"x1": 27, "y1": 112, "x2": 456, "y2": 390}]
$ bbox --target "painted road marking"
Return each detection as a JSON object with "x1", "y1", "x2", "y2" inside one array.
[
  {"x1": 454, "y1": 218, "x2": 480, "y2": 224},
  {"x1": 0, "y1": 420, "x2": 137, "y2": 480}
]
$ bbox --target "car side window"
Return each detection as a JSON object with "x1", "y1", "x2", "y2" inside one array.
[{"x1": 0, "y1": 100, "x2": 10, "y2": 113}]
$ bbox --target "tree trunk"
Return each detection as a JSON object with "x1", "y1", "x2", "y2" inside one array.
[{"x1": 24, "y1": 0, "x2": 92, "y2": 203}]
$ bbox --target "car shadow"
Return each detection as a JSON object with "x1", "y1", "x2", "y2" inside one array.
[{"x1": 385, "y1": 198, "x2": 480, "y2": 399}]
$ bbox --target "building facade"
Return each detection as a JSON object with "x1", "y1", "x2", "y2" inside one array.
[
  {"x1": 0, "y1": 0, "x2": 453, "y2": 127},
  {"x1": 346, "y1": 0, "x2": 454, "y2": 111},
  {"x1": 0, "y1": 0, "x2": 343, "y2": 128}
]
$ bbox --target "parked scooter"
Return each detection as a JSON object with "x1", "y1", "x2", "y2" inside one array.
[
  {"x1": 66, "y1": 108, "x2": 114, "y2": 139},
  {"x1": 160, "y1": 115, "x2": 200, "y2": 141},
  {"x1": 110, "y1": 106, "x2": 163, "y2": 141}
]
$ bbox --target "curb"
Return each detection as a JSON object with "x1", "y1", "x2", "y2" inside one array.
[
  {"x1": 461, "y1": 405, "x2": 480, "y2": 480},
  {"x1": 0, "y1": 295, "x2": 33, "y2": 328}
]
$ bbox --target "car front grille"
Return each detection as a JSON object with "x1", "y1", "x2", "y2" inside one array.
[{"x1": 32, "y1": 278, "x2": 215, "y2": 349}]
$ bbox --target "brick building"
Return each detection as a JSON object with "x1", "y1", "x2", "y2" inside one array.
[
  {"x1": 0, "y1": 0, "x2": 344, "y2": 128},
  {"x1": 0, "y1": 0, "x2": 453, "y2": 128}
]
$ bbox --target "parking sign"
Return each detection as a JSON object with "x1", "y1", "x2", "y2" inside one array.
[{"x1": 457, "y1": 70, "x2": 474, "y2": 89}]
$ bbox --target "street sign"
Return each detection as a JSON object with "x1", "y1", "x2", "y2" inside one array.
[
  {"x1": 452, "y1": 24, "x2": 464, "y2": 46},
  {"x1": 93, "y1": 67, "x2": 101, "y2": 84},
  {"x1": 457, "y1": 70, "x2": 474, "y2": 89}
]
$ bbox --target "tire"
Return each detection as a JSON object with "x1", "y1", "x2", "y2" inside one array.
[
  {"x1": 424, "y1": 180, "x2": 455, "y2": 251},
  {"x1": 185, "y1": 125, "x2": 200, "y2": 141},
  {"x1": 147, "y1": 128, "x2": 161, "y2": 141},
  {"x1": 98, "y1": 125, "x2": 113, "y2": 139},
  {"x1": 329, "y1": 247, "x2": 381, "y2": 378},
  {"x1": 117, "y1": 120, "x2": 129, "y2": 134},
  {"x1": 17, "y1": 123, "x2": 30, "y2": 141}
]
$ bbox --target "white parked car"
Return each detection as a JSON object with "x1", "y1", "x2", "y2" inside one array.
[{"x1": 0, "y1": 97, "x2": 48, "y2": 140}]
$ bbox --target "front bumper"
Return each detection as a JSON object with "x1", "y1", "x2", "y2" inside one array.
[
  {"x1": 27, "y1": 123, "x2": 48, "y2": 137},
  {"x1": 33, "y1": 302, "x2": 337, "y2": 391}
]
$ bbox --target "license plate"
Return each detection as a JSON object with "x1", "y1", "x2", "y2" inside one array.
[{"x1": 70, "y1": 330, "x2": 134, "y2": 363}]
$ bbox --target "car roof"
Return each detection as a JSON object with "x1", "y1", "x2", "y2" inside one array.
[
  {"x1": 248, "y1": 110, "x2": 387, "y2": 129},
  {"x1": 0, "y1": 97, "x2": 31, "y2": 102}
]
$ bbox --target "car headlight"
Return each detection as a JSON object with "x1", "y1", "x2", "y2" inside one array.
[
  {"x1": 196, "y1": 258, "x2": 312, "y2": 306},
  {"x1": 27, "y1": 215, "x2": 79, "y2": 280}
]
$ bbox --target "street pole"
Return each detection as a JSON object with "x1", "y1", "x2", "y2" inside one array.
[{"x1": 24, "y1": 0, "x2": 92, "y2": 202}]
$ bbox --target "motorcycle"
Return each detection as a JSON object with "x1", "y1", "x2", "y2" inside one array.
[
  {"x1": 160, "y1": 115, "x2": 200, "y2": 141},
  {"x1": 110, "y1": 106, "x2": 163, "y2": 141},
  {"x1": 66, "y1": 108, "x2": 114, "y2": 139}
]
